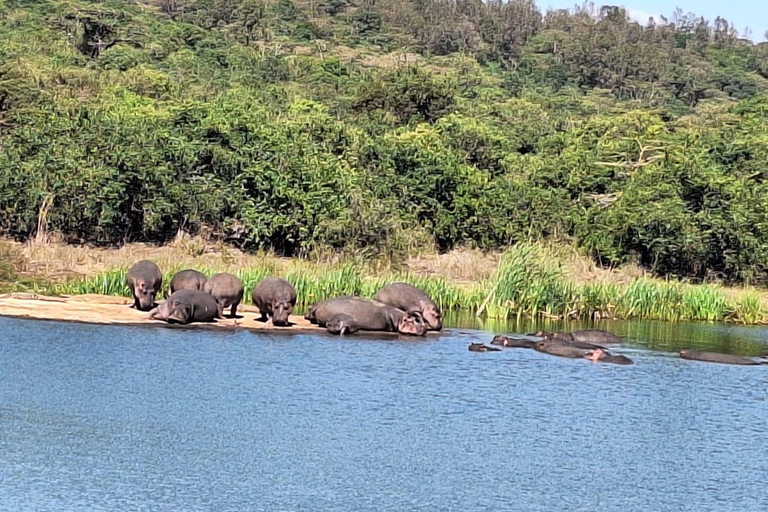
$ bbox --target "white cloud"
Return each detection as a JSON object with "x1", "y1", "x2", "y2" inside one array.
[{"x1": 625, "y1": 7, "x2": 662, "y2": 26}]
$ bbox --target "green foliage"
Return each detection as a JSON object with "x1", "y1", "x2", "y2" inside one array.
[{"x1": 3, "y1": 0, "x2": 768, "y2": 286}]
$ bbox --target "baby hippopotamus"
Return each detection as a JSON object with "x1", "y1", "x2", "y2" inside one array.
[
  {"x1": 168, "y1": 269, "x2": 207, "y2": 296},
  {"x1": 679, "y1": 350, "x2": 763, "y2": 366},
  {"x1": 585, "y1": 348, "x2": 634, "y2": 365},
  {"x1": 468, "y1": 343, "x2": 500, "y2": 352},
  {"x1": 204, "y1": 273, "x2": 244, "y2": 318},
  {"x1": 127, "y1": 260, "x2": 163, "y2": 311},
  {"x1": 491, "y1": 335, "x2": 537, "y2": 349},
  {"x1": 305, "y1": 296, "x2": 426, "y2": 336},
  {"x1": 251, "y1": 277, "x2": 297, "y2": 326},
  {"x1": 374, "y1": 282, "x2": 442, "y2": 331},
  {"x1": 149, "y1": 289, "x2": 222, "y2": 324}
]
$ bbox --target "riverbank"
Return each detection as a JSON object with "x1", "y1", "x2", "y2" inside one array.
[{"x1": 2, "y1": 238, "x2": 768, "y2": 325}]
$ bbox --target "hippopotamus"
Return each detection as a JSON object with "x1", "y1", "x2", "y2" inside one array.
[
  {"x1": 585, "y1": 348, "x2": 634, "y2": 365},
  {"x1": 168, "y1": 269, "x2": 207, "y2": 296},
  {"x1": 326, "y1": 314, "x2": 359, "y2": 335},
  {"x1": 305, "y1": 296, "x2": 426, "y2": 336},
  {"x1": 373, "y1": 282, "x2": 442, "y2": 331},
  {"x1": 203, "y1": 273, "x2": 244, "y2": 318},
  {"x1": 534, "y1": 340, "x2": 590, "y2": 359},
  {"x1": 149, "y1": 289, "x2": 222, "y2": 324},
  {"x1": 469, "y1": 343, "x2": 500, "y2": 352},
  {"x1": 126, "y1": 260, "x2": 163, "y2": 311},
  {"x1": 490, "y1": 335, "x2": 537, "y2": 349},
  {"x1": 251, "y1": 277, "x2": 297, "y2": 326},
  {"x1": 528, "y1": 329, "x2": 622, "y2": 345},
  {"x1": 679, "y1": 350, "x2": 764, "y2": 366}
]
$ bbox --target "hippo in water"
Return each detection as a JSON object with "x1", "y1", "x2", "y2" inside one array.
[
  {"x1": 204, "y1": 273, "x2": 244, "y2": 318},
  {"x1": 168, "y1": 269, "x2": 207, "y2": 296},
  {"x1": 127, "y1": 260, "x2": 163, "y2": 311},
  {"x1": 679, "y1": 350, "x2": 764, "y2": 366},
  {"x1": 585, "y1": 348, "x2": 634, "y2": 365},
  {"x1": 534, "y1": 340, "x2": 590, "y2": 359},
  {"x1": 373, "y1": 282, "x2": 442, "y2": 331},
  {"x1": 469, "y1": 343, "x2": 500, "y2": 352},
  {"x1": 528, "y1": 329, "x2": 621, "y2": 345},
  {"x1": 149, "y1": 289, "x2": 222, "y2": 324},
  {"x1": 251, "y1": 277, "x2": 297, "y2": 326},
  {"x1": 490, "y1": 335, "x2": 537, "y2": 349},
  {"x1": 305, "y1": 296, "x2": 426, "y2": 336}
]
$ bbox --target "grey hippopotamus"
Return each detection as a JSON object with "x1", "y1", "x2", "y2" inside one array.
[
  {"x1": 203, "y1": 273, "x2": 244, "y2": 318},
  {"x1": 679, "y1": 350, "x2": 764, "y2": 366},
  {"x1": 528, "y1": 329, "x2": 622, "y2": 345},
  {"x1": 373, "y1": 282, "x2": 442, "y2": 331},
  {"x1": 305, "y1": 296, "x2": 426, "y2": 336},
  {"x1": 251, "y1": 277, "x2": 297, "y2": 326},
  {"x1": 469, "y1": 343, "x2": 500, "y2": 352},
  {"x1": 126, "y1": 260, "x2": 163, "y2": 311},
  {"x1": 326, "y1": 314, "x2": 359, "y2": 335},
  {"x1": 534, "y1": 340, "x2": 590, "y2": 359},
  {"x1": 168, "y1": 269, "x2": 207, "y2": 296},
  {"x1": 490, "y1": 335, "x2": 537, "y2": 349},
  {"x1": 585, "y1": 348, "x2": 634, "y2": 365},
  {"x1": 149, "y1": 289, "x2": 222, "y2": 324}
]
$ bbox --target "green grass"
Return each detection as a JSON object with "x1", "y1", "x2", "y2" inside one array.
[{"x1": 49, "y1": 244, "x2": 768, "y2": 325}]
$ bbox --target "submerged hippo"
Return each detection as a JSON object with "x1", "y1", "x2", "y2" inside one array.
[
  {"x1": 373, "y1": 282, "x2": 442, "y2": 331},
  {"x1": 585, "y1": 348, "x2": 634, "y2": 365},
  {"x1": 469, "y1": 343, "x2": 500, "y2": 352},
  {"x1": 490, "y1": 335, "x2": 537, "y2": 349},
  {"x1": 168, "y1": 269, "x2": 207, "y2": 296},
  {"x1": 305, "y1": 296, "x2": 426, "y2": 336},
  {"x1": 251, "y1": 277, "x2": 297, "y2": 326},
  {"x1": 149, "y1": 289, "x2": 222, "y2": 324},
  {"x1": 570, "y1": 329, "x2": 622, "y2": 344},
  {"x1": 204, "y1": 273, "x2": 244, "y2": 318},
  {"x1": 326, "y1": 314, "x2": 359, "y2": 335},
  {"x1": 679, "y1": 350, "x2": 763, "y2": 366},
  {"x1": 127, "y1": 260, "x2": 163, "y2": 311},
  {"x1": 534, "y1": 340, "x2": 590, "y2": 359}
]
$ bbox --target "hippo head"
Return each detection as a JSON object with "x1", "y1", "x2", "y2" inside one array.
[
  {"x1": 135, "y1": 280, "x2": 158, "y2": 310},
  {"x1": 397, "y1": 312, "x2": 426, "y2": 336},
  {"x1": 327, "y1": 314, "x2": 355, "y2": 335},
  {"x1": 534, "y1": 341, "x2": 549, "y2": 352},
  {"x1": 272, "y1": 298, "x2": 294, "y2": 326},
  {"x1": 421, "y1": 304, "x2": 442, "y2": 331},
  {"x1": 167, "y1": 301, "x2": 191, "y2": 324},
  {"x1": 585, "y1": 348, "x2": 606, "y2": 362},
  {"x1": 491, "y1": 335, "x2": 509, "y2": 346}
]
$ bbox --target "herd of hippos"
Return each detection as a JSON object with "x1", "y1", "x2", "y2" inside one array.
[{"x1": 126, "y1": 260, "x2": 768, "y2": 367}]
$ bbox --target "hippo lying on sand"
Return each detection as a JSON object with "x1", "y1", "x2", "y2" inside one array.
[
  {"x1": 251, "y1": 277, "x2": 297, "y2": 326},
  {"x1": 679, "y1": 350, "x2": 764, "y2": 366},
  {"x1": 305, "y1": 296, "x2": 426, "y2": 336},
  {"x1": 149, "y1": 290, "x2": 222, "y2": 325},
  {"x1": 127, "y1": 260, "x2": 163, "y2": 311},
  {"x1": 374, "y1": 282, "x2": 442, "y2": 331}
]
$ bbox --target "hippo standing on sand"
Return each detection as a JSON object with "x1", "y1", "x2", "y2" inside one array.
[
  {"x1": 585, "y1": 348, "x2": 634, "y2": 365},
  {"x1": 534, "y1": 340, "x2": 590, "y2": 359},
  {"x1": 149, "y1": 289, "x2": 222, "y2": 324},
  {"x1": 374, "y1": 282, "x2": 442, "y2": 331},
  {"x1": 204, "y1": 273, "x2": 244, "y2": 318},
  {"x1": 168, "y1": 269, "x2": 207, "y2": 296},
  {"x1": 679, "y1": 350, "x2": 764, "y2": 366},
  {"x1": 127, "y1": 260, "x2": 163, "y2": 311},
  {"x1": 491, "y1": 335, "x2": 537, "y2": 349},
  {"x1": 305, "y1": 296, "x2": 426, "y2": 336},
  {"x1": 251, "y1": 277, "x2": 297, "y2": 326}
]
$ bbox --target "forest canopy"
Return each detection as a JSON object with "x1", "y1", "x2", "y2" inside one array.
[{"x1": 2, "y1": 0, "x2": 768, "y2": 283}]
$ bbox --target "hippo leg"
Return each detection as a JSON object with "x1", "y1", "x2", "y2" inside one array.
[{"x1": 230, "y1": 302, "x2": 239, "y2": 318}]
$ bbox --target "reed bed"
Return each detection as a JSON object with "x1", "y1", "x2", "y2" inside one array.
[{"x1": 50, "y1": 244, "x2": 768, "y2": 325}]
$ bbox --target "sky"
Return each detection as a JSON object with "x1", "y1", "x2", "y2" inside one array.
[{"x1": 536, "y1": 1, "x2": 768, "y2": 42}]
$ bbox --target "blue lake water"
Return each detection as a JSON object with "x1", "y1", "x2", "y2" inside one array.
[{"x1": 0, "y1": 316, "x2": 766, "y2": 511}]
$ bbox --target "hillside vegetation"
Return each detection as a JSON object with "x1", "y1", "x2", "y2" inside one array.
[{"x1": 2, "y1": 0, "x2": 768, "y2": 284}]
